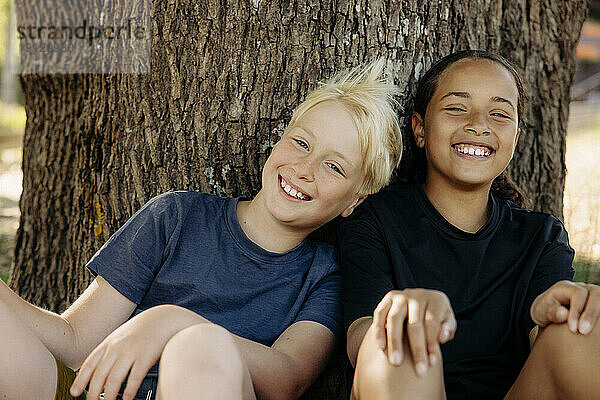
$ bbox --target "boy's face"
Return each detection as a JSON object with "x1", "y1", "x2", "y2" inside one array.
[{"x1": 260, "y1": 100, "x2": 366, "y2": 231}]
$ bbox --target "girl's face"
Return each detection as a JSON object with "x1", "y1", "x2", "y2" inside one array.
[{"x1": 412, "y1": 58, "x2": 520, "y2": 190}]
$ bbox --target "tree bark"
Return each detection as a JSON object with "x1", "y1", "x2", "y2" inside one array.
[{"x1": 11, "y1": 1, "x2": 590, "y2": 398}]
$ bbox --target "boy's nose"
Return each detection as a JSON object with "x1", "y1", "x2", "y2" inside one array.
[{"x1": 292, "y1": 156, "x2": 317, "y2": 181}]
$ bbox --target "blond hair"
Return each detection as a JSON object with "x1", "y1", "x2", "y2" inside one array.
[{"x1": 288, "y1": 59, "x2": 402, "y2": 195}]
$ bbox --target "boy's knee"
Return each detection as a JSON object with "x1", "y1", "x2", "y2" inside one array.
[{"x1": 163, "y1": 324, "x2": 243, "y2": 373}]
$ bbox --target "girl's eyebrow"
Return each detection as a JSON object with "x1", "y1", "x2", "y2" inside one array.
[
  {"x1": 440, "y1": 92, "x2": 515, "y2": 111},
  {"x1": 490, "y1": 96, "x2": 515, "y2": 111},
  {"x1": 440, "y1": 91, "x2": 470, "y2": 101}
]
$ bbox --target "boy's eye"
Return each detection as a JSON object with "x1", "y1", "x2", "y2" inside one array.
[
  {"x1": 327, "y1": 162, "x2": 344, "y2": 176},
  {"x1": 294, "y1": 138, "x2": 310, "y2": 150}
]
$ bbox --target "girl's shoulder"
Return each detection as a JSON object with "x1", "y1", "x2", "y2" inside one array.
[{"x1": 499, "y1": 198, "x2": 569, "y2": 242}]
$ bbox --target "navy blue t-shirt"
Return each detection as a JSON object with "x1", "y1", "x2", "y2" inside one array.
[
  {"x1": 339, "y1": 184, "x2": 574, "y2": 400},
  {"x1": 87, "y1": 191, "x2": 342, "y2": 393}
]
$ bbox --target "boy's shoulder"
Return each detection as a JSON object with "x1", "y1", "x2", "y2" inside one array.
[{"x1": 141, "y1": 190, "x2": 232, "y2": 219}]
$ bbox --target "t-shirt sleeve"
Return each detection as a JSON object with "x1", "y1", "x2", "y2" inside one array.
[
  {"x1": 294, "y1": 260, "x2": 343, "y2": 340},
  {"x1": 86, "y1": 192, "x2": 183, "y2": 304},
  {"x1": 521, "y1": 218, "x2": 575, "y2": 334},
  {"x1": 338, "y1": 203, "x2": 395, "y2": 333}
]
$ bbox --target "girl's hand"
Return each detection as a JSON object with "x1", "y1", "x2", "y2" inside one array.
[
  {"x1": 531, "y1": 280, "x2": 600, "y2": 335},
  {"x1": 70, "y1": 317, "x2": 164, "y2": 400},
  {"x1": 372, "y1": 289, "x2": 456, "y2": 376}
]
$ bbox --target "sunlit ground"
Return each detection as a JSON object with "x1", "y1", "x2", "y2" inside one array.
[{"x1": 564, "y1": 110, "x2": 600, "y2": 283}]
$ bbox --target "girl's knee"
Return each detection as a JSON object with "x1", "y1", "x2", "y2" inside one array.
[
  {"x1": 534, "y1": 321, "x2": 600, "y2": 394},
  {"x1": 353, "y1": 327, "x2": 445, "y2": 400}
]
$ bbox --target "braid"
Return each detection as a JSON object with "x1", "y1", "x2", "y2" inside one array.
[{"x1": 490, "y1": 172, "x2": 528, "y2": 208}]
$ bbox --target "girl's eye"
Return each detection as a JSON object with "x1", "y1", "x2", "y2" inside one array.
[
  {"x1": 327, "y1": 162, "x2": 344, "y2": 176},
  {"x1": 444, "y1": 107, "x2": 466, "y2": 112},
  {"x1": 294, "y1": 138, "x2": 309, "y2": 150},
  {"x1": 491, "y1": 112, "x2": 510, "y2": 119}
]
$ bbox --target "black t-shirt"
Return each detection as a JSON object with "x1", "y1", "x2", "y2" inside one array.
[{"x1": 339, "y1": 183, "x2": 574, "y2": 400}]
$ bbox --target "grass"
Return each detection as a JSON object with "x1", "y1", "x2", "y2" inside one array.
[{"x1": 573, "y1": 257, "x2": 600, "y2": 284}]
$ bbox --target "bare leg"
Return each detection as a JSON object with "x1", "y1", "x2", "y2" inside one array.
[
  {"x1": 506, "y1": 322, "x2": 600, "y2": 400},
  {"x1": 156, "y1": 324, "x2": 256, "y2": 400},
  {"x1": 351, "y1": 324, "x2": 446, "y2": 400},
  {"x1": 0, "y1": 299, "x2": 57, "y2": 400}
]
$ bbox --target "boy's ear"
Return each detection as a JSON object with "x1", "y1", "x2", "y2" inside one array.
[
  {"x1": 412, "y1": 112, "x2": 426, "y2": 148},
  {"x1": 341, "y1": 195, "x2": 368, "y2": 218}
]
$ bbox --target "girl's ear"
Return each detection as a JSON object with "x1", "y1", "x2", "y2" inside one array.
[
  {"x1": 341, "y1": 195, "x2": 368, "y2": 218},
  {"x1": 412, "y1": 112, "x2": 426, "y2": 148}
]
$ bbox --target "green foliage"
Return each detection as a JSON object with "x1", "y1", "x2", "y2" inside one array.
[
  {"x1": 573, "y1": 256, "x2": 600, "y2": 284},
  {"x1": 0, "y1": 271, "x2": 8, "y2": 282}
]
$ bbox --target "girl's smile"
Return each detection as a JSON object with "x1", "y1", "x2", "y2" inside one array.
[{"x1": 413, "y1": 58, "x2": 520, "y2": 190}]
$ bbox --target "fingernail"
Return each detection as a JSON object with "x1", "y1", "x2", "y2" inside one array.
[
  {"x1": 442, "y1": 325, "x2": 451, "y2": 340},
  {"x1": 391, "y1": 350, "x2": 402, "y2": 365},
  {"x1": 416, "y1": 362, "x2": 427, "y2": 376},
  {"x1": 377, "y1": 337, "x2": 386, "y2": 350},
  {"x1": 580, "y1": 320, "x2": 591, "y2": 335},
  {"x1": 557, "y1": 308, "x2": 568, "y2": 320},
  {"x1": 569, "y1": 320, "x2": 578, "y2": 333},
  {"x1": 429, "y1": 353, "x2": 438, "y2": 365}
]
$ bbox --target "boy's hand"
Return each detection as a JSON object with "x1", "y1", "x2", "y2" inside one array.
[
  {"x1": 70, "y1": 316, "x2": 165, "y2": 400},
  {"x1": 531, "y1": 280, "x2": 600, "y2": 335},
  {"x1": 372, "y1": 289, "x2": 456, "y2": 376}
]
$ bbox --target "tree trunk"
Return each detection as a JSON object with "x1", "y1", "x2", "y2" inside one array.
[{"x1": 11, "y1": 1, "x2": 590, "y2": 398}]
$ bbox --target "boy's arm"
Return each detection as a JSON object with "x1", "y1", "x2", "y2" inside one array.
[
  {"x1": 73, "y1": 305, "x2": 336, "y2": 400},
  {"x1": 0, "y1": 276, "x2": 137, "y2": 369}
]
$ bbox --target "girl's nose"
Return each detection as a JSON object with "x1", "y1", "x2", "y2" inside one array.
[{"x1": 464, "y1": 112, "x2": 491, "y2": 135}]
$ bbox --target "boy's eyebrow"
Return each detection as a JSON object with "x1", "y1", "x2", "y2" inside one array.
[
  {"x1": 295, "y1": 126, "x2": 354, "y2": 168},
  {"x1": 440, "y1": 92, "x2": 515, "y2": 111}
]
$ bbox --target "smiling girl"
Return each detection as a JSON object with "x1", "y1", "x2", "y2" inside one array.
[{"x1": 340, "y1": 50, "x2": 600, "y2": 400}]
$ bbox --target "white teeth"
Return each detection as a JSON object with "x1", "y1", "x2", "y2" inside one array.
[
  {"x1": 455, "y1": 146, "x2": 492, "y2": 157},
  {"x1": 280, "y1": 177, "x2": 309, "y2": 200}
]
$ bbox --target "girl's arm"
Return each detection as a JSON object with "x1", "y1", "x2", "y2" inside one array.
[
  {"x1": 0, "y1": 276, "x2": 137, "y2": 369},
  {"x1": 72, "y1": 304, "x2": 336, "y2": 400},
  {"x1": 531, "y1": 280, "x2": 600, "y2": 336}
]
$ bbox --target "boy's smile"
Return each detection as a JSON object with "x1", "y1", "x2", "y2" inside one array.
[
  {"x1": 256, "y1": 100, "x2": 366, "y2": 233},
  {"x1": 279, "y1": 175, "x2": 311, "y2": 201}
]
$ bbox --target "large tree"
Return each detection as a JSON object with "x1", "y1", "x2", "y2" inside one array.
[{"x1": 11, "y1": 0, "x2": 590, "y2": 398}]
